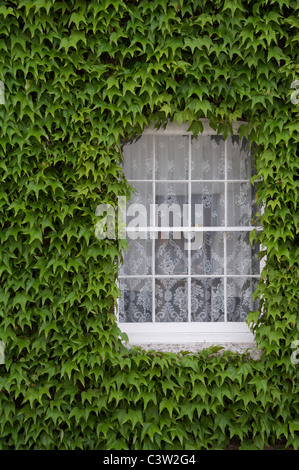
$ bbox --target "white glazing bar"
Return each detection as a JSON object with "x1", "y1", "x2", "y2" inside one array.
[
  {"x1": 224, "y1": 138, "x2": 227, "y2": 323},
  {"x1": 188, "y1": 134, "x2": 192, "y2": 322},
  {"x1": 119, "y1": 322, "x2": 255, "y2": 343},
  {"x1": 152, "y1": 134, "x2": 156, "y2": 323}
]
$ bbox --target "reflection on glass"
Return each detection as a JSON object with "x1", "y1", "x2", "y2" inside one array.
[
  {"x1": 119, "y1": 278, "x2": 152, "y2": 322},
  {"x1": 227, "y1": 232, "x2": 260, "y2": 275},
  {"x1": 191, "y1": 135, "x2": 225, "y2": 180},
  {"x1": 191, "y1": 232, "x2": 224, "y2": 275},
  {"x1": 227, "y1": 135, "x2": 255, "y2": 180},
  {"x1": 155, "y1": 233, "x2": 188, "y2": 275},
  {"x1": 191, "y1": 278, "x2": 224, "y2": 322},
  {"x1": 120, "y1": 234, "x2": 152, "y2": 276},
  {"x1": 155, "y1": 279, "x2": 188, "y2": 322},
  {"x1": 227, "y1": 182, "x2": 258, "y2": 226},
  {"x1": 120, "y1": 130, "x2": 260, "y2": 326},
  {"x1": 155, "y1": 135, "x2": 189, "y2": 180},
  {"x1": 155, "y1": 182, "x2": 188, "y2": 228},
  {"x1": 192, "y1": 182, "x2": 225, "y2": 227},
  {"x1": 123, "y1": 135, "x2": 153, "y2": 180}
]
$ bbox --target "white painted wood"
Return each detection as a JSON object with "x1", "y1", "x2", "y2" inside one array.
[
  {"x1": 152, "y1": 134, "x2": 156, "y2": 322},
  {"x1": 187, "y1": 134, "x2": 192, "y2": 323},
  {"x1": 119, "y1": 322, "x2": 255, "y2": 343},
  {"x1": 224, "y1": 137, "x2": 228, "y2": 322}
]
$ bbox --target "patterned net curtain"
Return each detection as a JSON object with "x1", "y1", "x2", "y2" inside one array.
[{"x1": 119, "y1": 132, "x2": 260, "y2": 324}]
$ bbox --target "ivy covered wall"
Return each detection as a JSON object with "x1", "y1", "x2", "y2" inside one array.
[{"x1": 0, "y1": 0, "x2": 298, "y2": 449}]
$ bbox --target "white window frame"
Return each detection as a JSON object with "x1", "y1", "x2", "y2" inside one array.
[{"x1": 118, "y1": 120, "x2": 264, "y2": 344}]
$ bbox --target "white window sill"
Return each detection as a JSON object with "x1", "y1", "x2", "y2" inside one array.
[{"x1": 119, "y1": 322, "x2": 254, "y2": 344}]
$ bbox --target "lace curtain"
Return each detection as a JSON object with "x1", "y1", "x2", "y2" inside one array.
[{"x1": 119, "y1": 134, "x2": 260, "y2": 323}]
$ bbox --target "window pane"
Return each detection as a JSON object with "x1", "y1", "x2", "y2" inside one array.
[
  {"x1": 155, "y1": 233, "x2": 188, "y2": 275},
  {"x1": 155, "y1": 278, "x2": 188, "y2": 322},
  {"x1": 227, "y1": 182, "x2": 257, "y2": 226},
  {"x1": 155, "y1": 182, "x2": 188, "y2": 227},
  {"x1": 155, "y1": 135, "x2": 189, "y2": 180},
  {"x1": 119, "y1": 278, "x2": 152, "y2": 322},
  {"x1": 227, "y1": 232, "x2": 260, "y2": 275},
  {"x1": 127, "y1": 182, "x2": 152, "y2": 231},
  {"x1": 191, "y1": 278, "x2": 224, "y2": 322},
  {"x1": 191, "y1": 135, "x2": 225, "y2": 180},
  {"x1": 123, "y1": 135, "x2": 153, "y2": 180},
  {"x1": 227, "y1": 135, "x2": 255, "y2": 180},
  {"x1": 227, "y1": 278, "x2": 259, "y2": 322},
  {"x1": 119, "y1": 235, "x2": 152, "y2": 276},
  {"x1": 191, "y1": 182, "x2": 225, "y2": 226},
  {"x1": 191, "y1": 232, "x2": 224, "y2": 275}
]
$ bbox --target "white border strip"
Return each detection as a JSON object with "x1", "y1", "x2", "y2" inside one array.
[{"x1": 119, "y1": 322, "x2": 254, "y2": 343}]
